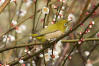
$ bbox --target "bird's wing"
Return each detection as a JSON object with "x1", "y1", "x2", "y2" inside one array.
[
  {"x1": 44, "y1": 30, "x2": 64, "y2": 40},
  {"x1": 39, "y1": 24, "x2": 58, "y2": 34}
]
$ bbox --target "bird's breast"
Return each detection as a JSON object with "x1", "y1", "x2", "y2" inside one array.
[{"x1": 44, "y1": 31, "x2": 64, "y2": 40}]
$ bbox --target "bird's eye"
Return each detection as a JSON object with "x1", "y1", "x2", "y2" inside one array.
[{"x1": 64, "y1": 23, "x2": 67, "y2": 26}]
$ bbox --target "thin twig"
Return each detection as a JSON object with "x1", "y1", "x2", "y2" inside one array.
[
  {"x1": 0, "y1": 43, "x2": 43, "y2": 53},
  {"x1": 0, "y1": 0, "x2": 10, "y2": 14},
  {"x1": 32, "y1": 0, "x2": 37, "y2": 33},
  {"x1": 76, "y1": 0, "x2": 91, "y2": 24},
  {"x1": 62, "y1": 38, "x2": 99, "y2": 43}
]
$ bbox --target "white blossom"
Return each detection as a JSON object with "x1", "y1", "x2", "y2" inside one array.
[
  {"x1": 35, "y1": 48, "x2": 40, "y2": 52},
  {"x1": 5, "y1": 65, "x2": 10, "y2": 66},
  {"x1": 33, "y1": 38, "x2": 36, "y2": 40},
  {"x1": 62, "y1": 0, "x2": 66, "y2": 3},
  {"x1": 78, "y1": 40, "x2": 82, "y2": 44},
  {"x1": 19, "y1": 59, "x2": 24, "y2": 64},
  {"x1": 29, "y1": 36, "x2": 32, "y2": 40},
  {"x1": 52, "y1": 4, "x2": 57, "y2": 9},
  {"x1": 10, "y1": 0, "x2": 16, "y2": 2},
  {"x1": 16, "y1": 25, "x2": 26, "y2": 33},
  {"x1": 51, "y1": 21, "x2": 55, "y2": 24},
  {"x1": 3, "y1": 35, "x2": 15, "y2": 43},
  {"x1": 42, "y1": 7, "x2": 49, "y2": 14},
  {"x1": 44, "y1": 26, "x2": 48, "y2": 28},
  {"x1": 57, "y1": 16, "x2": 61, "y2": 19},
  {"x1": 85, "y1": 51, "x2": 90, "y2": 56},
  {"x1": 62, "y1": 6, "x2": 65, "y2": 10},
  {"x1": 55, "y1": 40, "x2": 62, "y2": 53},
  {"x1": 3, "y1": 35, "x2": 7, "y2": 42},
  {"x1": 68, "y1": 13, "x2": 76, "y2": 22},
  {"x1": 59, "y1": 10, "x2": 63, "y2": 15},
  {"x1": 27, "y1": 51, "x2": 31, "y2": 54},
  {"x1": 32, "y1": 61, "x2": 36, "y2": 66},
  {"x1": 11, "y1": 20, "x2": 17, "y2": 26},
  {"x1": 53, "y1": 51, "x2": 59, "y2": 60},
  {"x1": 45, "y1": 53, "x2": 51, "y2": 62},
  {"x1": 59, "y1": 0, "x2": 63, "y2": 2},
  {"x1": 24, "y1": 49, "x2": 28, "y2": 53},
  {"x1": 20, "y1": 25, "x2": 26, "y2": 30},
  {"x1": 16, "y1": 9, "x2": 27, "y2": 16},
  {"x1": 86, "y1": 59, "x2": 93, "y2": 66},
  {"x1": 8, "y1": 35, "x2": 15, "y2": 41},
  {"x1": 39, "y1": 54, "x2": 43, "y2": 57},
  {"x1": 86, "y1": 63, "x2": 93, "y2": 66},
  {"x1": 25, "y1": 0, "x2": 32, "y2": 7},
  {"x1": 92, "y1": 21, "x2": 95, "y2": 25},
  {"x1": 53, "y1": 18, "x2": 56, "y2": 22},
  {"x1": 39, "y1": 40, "x2": 62, "y2": 62}
]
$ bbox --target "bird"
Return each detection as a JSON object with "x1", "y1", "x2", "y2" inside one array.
[{"x1": 32, "y1": 19, "x2": 71, "y2": 42}]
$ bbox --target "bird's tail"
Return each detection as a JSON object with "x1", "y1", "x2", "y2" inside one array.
[{"x1": 31, "y1": 34, "x2": 46, "y2": 42}]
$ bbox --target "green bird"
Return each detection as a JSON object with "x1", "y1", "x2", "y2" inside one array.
[{"x1": 32, "y1": 19, "x2": 71, "y2": 41}]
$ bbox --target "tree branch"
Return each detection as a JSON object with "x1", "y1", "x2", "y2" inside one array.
[{"x1": 0, "y1": 0, "x2": 10, "y2": 14}]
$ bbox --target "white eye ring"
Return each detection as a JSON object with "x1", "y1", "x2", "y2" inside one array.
[{"x1": 64, "y1": 23, "x2": 67, "y2": 26}]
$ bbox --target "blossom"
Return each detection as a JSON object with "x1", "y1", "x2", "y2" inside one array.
[
  {"x1": 39, "y1": 54, "x2": 43, "y2": 57},
  {"x1": 24, "y1": 49, "x2": 28, "y2": 53},
  {"x1": 52, "y1": 4, "x2": 57, "y2": 9},
  {"x1": 62, "y1": 0, "x2": 66, "y2": 3},
  {"x1": 32, "y1": 61, "x2": 36, "y2": 66},
  {"x1": 58, "y1": 0, "x2": 66, "y2": 3},
  {"x1": 8, "y1": 35, "x2": 15, "y2": 41},
  {"x1": 11, "y1": 20, "x2": 17, "y2": 26},
  {"x1": 46, "y1": 48, "x2": 60, "y2": 61},
  {"x1": 51, "y1": 21, "x2": 55, "y2": 24},
  {"x1": 59, "y1": 10, "x2": 63, "y2": 15},
  {"x1": 57, "y1": 15, "x2": 61, "y2": 19},
  {"x1": 3, "y1": 34, "x2": 15, "y2": 43},
  {"x1": 0, "y1": 0, "x2": 5, "y2": 6},
  {"x1": 53, "y1": 18, "x2": 56, "y2": 21},
  {"x1": 86, "y1": 59, "x2": 93, "y2": 66},
  {"x1": 96, "y1": 32, "x2": 99, "y2": 37},
  {"x1": 78, "y1": 40, "x2": 82, "y2": 44},
  {"x1": 35, "y1": 48, "x2": 41, "y2": 52},
  {"x1": 59, "y1": 10, "x2": 64, "y2": 19},
  {"x1": 86, "y1": 63, "x2": 93, "y2": 66},
  {"x1": 16, "y1": 9, "x2": 27, "y2": 16},
  {"x1": 10, "y1": 0, "x2": 16, "y2": 2},
  {"x1": 16, "y1": 25, "x2": 26, "y2": 33},
  {"x1": 91, "y1": 21, "x2": 95, "y2": 25},
  {"x1": 84, "y1": 51, "x2": 90, "y2": 56},
  {"x1": 25, "y1": 0, "x2": 32, "y2": 7},
  {"x1": 68, "y1": 13, "x2": 76, "y2": 22},
  {"x1": 19, "y1": 59, "x2": 24, "y2": 64},
  {"x1": 42, "y1": 7, "x2": 49, "y2": 14},
  {"x1": 39, "y1": 40, "x2": 62, "y2": 62},
  {"x1": 27, "y1": 51, "x2": 31, "y2": 54},
  {"x1": 45, "y1": 53, "x2": 51, "y2": 62},
  {"x1": 89, "y1": 24, "x2": 92, "y2": 28},
  {"x1": 55, "y1": 40, "x2": 62, "y2": 53},
  {"x1": 3, "y1": 35, "x2": 7, "y2": 42},
  {"x1": 62, "y1": 6, "x2": 65, "y2": 10},
  {"x1": 44, "y1": 26, "x2": 48, "y2": 28}
]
